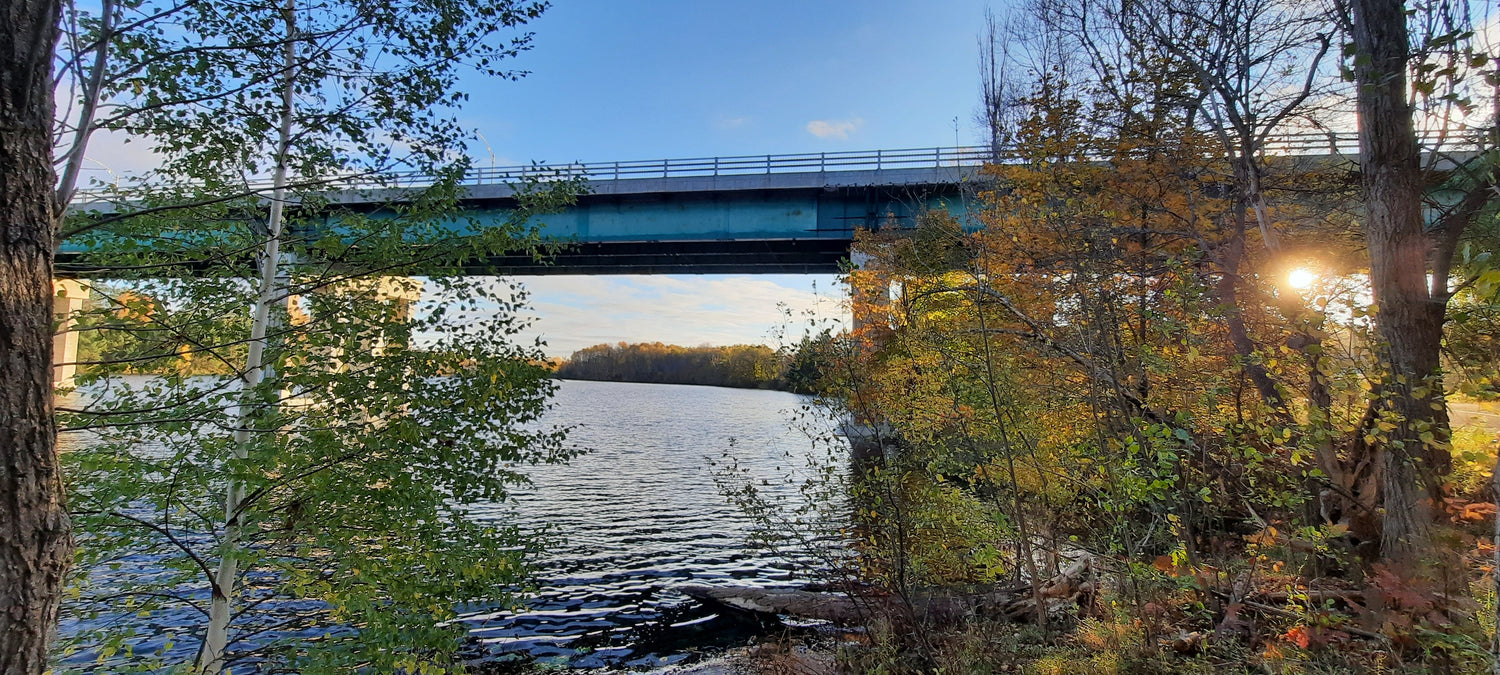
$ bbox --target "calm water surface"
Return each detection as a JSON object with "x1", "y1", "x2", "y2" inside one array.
[
  {"x1": 61, "y1": 379, "x2": 838, "y2": 671},
  {"x1": 461, "y1": 380, "x2": 837, "y2": 670}
]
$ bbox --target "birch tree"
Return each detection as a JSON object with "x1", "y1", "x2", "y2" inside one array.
[{"x1": 48, "y1": 0, "x2": 586, "y2": 671}]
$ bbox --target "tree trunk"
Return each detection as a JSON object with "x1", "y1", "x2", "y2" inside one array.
[
  {"x1": 53, "y1": 0, "x2": 114, "y2": 212},
  {"x1": 1492, "y1": 447, "x2": 1500, "y2": 674},
  {"x1": 1349, "y1": 0, "x2": 1451, "y2": 571},
  {"x1": 0, "y1": 0, "x2": 70, "y2": 673},
  {"x1": 197, "y1": 2, "x2": 297, "y2": 671}
]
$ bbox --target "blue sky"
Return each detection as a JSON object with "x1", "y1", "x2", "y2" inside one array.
[
  {"x1": 465, "y1": 0, "x2": 993, "y2": 163},
  {"x1": 88, "y1": 0, "x2": 999, "y2": 356},
  {"x1": 476, "y1": 0, "x2": 995, "y2": 356}
]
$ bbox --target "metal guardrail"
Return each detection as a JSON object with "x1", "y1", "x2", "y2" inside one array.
[
  {"x1": 369, "y1": 130, "x2": 1487, "y2": 190},
  {"x1": 394, "y1": 146, "x2": 996, "y2": 188},
  {"x1": 1259, "y1": 128, "x2": 1488, "y2": 156},
  {"x1": 73, "y1": 130, "x2": 1489, "y2": 201}
]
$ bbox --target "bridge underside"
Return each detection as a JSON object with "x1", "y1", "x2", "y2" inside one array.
[
  {"x1": 475, "y1": 238, "x2": 851, "y2": 275},
  {"x1": 334, "y1": 165, "x2": 973, "y2": 276},
  {"x1": 64, "y1": 143, "x2": 1484, "y2": 278},
  {"x1": 62, "y1": 166, "x2": 974, "y2": 276}
]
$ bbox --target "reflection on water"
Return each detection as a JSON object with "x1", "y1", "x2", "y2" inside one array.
[
  {"x1": 58, "y1": 378, "x2": 838, "y2": 672},
  {"x1": 460, "y1": 380, "x2": 836, "y2": 670}
]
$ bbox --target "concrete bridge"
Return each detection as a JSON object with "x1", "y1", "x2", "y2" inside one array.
[
  {"x1": 325, "y1": 146, "x2": 989, "y2": 275},
  {"x1": 61, "y1": 147, "x2": 987, "y2": 276},
  {"x1": 316, "y1": 131, "x2": 1480, "y2": 275},
  {"x1": 53, "y1": 147, "x2": 990, "y2": 385},
  {"x1": 62, "y1": 133, "x2": 1480, "y2": 276},
  {"x1": 51, "y1": 134, "x2": 1486, "y2": 385}
]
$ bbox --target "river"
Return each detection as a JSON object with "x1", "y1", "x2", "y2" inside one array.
[
  {"x1": 58, "y1": 379, "x2": 840, "y2": 672},
  {"x1": 459, "y1": 380, "x2": 839, "y2": 670}
]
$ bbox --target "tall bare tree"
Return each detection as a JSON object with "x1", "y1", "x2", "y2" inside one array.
[{"x1": 978, "y1": 9, "x2": 1024, "y2": 159}]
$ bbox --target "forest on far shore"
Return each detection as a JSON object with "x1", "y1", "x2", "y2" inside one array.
[{"x1": 552, "y1": 340, "x2": 828, "y2": 393}]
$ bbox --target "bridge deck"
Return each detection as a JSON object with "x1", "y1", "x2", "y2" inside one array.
[
  {"x1": 330, "y1": 165, "x2": 977, "y2": 275},
  {"x1": 62, "y1": 135, "x2": 1487, "y2": 276}
]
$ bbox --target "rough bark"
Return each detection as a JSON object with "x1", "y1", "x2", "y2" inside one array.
[
  {"x1": 1349, "y1": 0, "x2": 1450, "y2": 571},
  {"x1": 0, "y1": 0, "x2": 70, "y2": 672}
]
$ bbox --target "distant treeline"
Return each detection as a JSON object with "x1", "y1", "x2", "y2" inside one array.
[{"x1": 553, "y1": 339, "x2": 831, "y2": 392}]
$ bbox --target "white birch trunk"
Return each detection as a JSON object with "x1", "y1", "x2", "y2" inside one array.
[
  {"x1": 197, "y1": 2, "x2": 297, "y2": 671},
  {"x1": 1245, "y1": 163, "x2": 1281, "y2": 253}
]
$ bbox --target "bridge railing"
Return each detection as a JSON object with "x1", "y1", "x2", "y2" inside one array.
[
  {"x1": 73, "y1": 129, "x2": 1489, "y2": 202},
  {"x1": 388, "y1": 129, "x2": 1484, "y2": 188},
  {"x1": 420, "y1": 146, "x2": 997, "y2": 187}
]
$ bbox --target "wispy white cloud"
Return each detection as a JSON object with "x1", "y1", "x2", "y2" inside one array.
[
  {"x1": 715, "y1": 116, "x2": 749, "y2": 129},
  {"x1": 805, "y1": 118, "x2": 863, "y2": 139}
]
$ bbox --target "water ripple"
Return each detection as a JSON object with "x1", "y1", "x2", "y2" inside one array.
[{"x1": 458, "y1": 380, "x2": 836, "y2": 670}]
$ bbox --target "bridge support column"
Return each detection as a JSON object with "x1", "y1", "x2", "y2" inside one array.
[
  {"x1": 52, "y1": 280, "x2": 89, "y2": 389},
  {"x1": 308, "y1": 276, "x2": 423, "y2": 370},
  {"x1": 847, "y1": 251, "x2": 890, "y2": 341},
  {"x1": 344, "y1": 276, "x2": 421, "y2": 356},
  {"x1": 843, "y1": 251, "x2": 900, "y2": 461}
]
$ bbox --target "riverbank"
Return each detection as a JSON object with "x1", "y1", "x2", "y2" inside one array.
[
  {"x1": 552, "y1": 374, "x2": 793, "y2": 392},
  {"x1": 648, "y1": 644, "x2": 835, "y2": 675},
  {"x1": 550, "y1": 340, "x2": 827, "y2": 394}
]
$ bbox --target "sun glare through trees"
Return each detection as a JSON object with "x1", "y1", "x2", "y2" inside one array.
[{"x1": 1, "y1": 0, "x2": 1498, "y2": 673}]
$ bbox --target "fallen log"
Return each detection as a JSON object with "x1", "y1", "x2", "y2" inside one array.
[
  {"x1": 680, "y1": 557, "x2": 1092, "y2": 627},
  {"x1": 679, "y1": 585, "x2": 873, "y2": 625}
]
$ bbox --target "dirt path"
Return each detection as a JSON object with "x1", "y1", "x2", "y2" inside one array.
[{"x1": 1452, "y1": 401, "x2": 1500, "y2": 433}]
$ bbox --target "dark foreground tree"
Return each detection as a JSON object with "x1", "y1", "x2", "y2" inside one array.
[
  {"x1": 1347, "y1": 0, "x2": 1440, "y2": 571},
  {"x1": 0, "y1": 0, "x2": 70, "y2": 673},
  {"x1": 1346, "y1": 0, "x2": 1496, "y2": 570}
]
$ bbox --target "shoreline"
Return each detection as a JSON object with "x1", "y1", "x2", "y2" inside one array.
[{"x1": 551, "y1": 376, "x2": 801, "y2": 394}]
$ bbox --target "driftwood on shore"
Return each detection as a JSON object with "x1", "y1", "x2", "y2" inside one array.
[{"x1": 681, "y1": 558, "x2": 1093, "y2": 627}]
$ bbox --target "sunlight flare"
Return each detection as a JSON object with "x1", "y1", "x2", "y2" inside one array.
[{"x1": 1287, "y1": 267, "x2": 1317, "y2": 290}]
